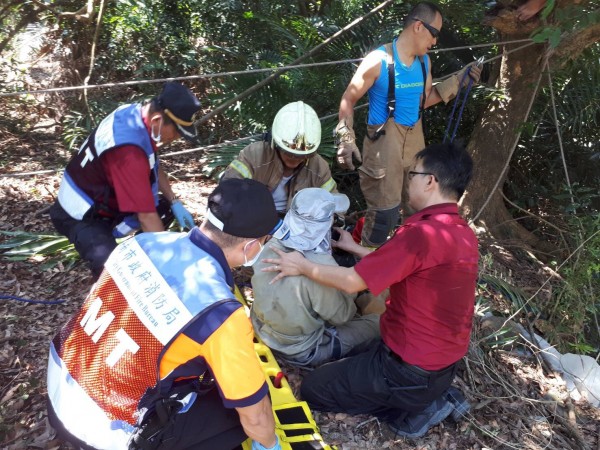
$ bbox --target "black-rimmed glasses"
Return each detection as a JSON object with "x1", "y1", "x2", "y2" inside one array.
[
  {"x1": 408, "y1": 171, "x2": 438, "y2": 181},
  {"x1": 413, "y1": 17, "x2": 440, "y2": 39}
]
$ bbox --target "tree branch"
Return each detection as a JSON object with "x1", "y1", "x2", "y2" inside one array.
[
  {"x1": 83, "y1": 0, "x2": 105, "y2": 127},
  {"x1": 549, "y1": 14, "x2": 600, "y2": 68},
  {"x1": 29, "y1": 0, "x2": 96, "y2": 22},
  {"x1": 194, "y1": 0, "x2": 395, "y2": 126}
]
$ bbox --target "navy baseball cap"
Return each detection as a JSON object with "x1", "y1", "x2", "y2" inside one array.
[
  {"x1": 157, "y1": 82, "x2": 201, "y2": 142},
  {"x1": 207, "y1": 179, "x2": 282, "y2": 238}
]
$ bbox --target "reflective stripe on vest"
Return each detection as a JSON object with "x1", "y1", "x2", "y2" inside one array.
[
  {"x1": 229, "y1": 159, "x2": 252, "y2": 179},
  {"x1": 320, "y1": 177, "x2": 336, "y2": 192},
  {"x1": 47, "y1": 344, "x2": 133, "y2": 449},
  {"x1": 57, "y1": 171, "x2": 94, "y2": 220}
]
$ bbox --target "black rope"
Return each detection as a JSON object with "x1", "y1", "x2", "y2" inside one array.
[{"x1": 0, "y1": 295, "x2": 66, "y2": 304}]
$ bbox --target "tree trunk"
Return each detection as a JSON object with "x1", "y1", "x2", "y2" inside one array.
[
  {"x1": 462, "y1": 38, "x2": 547, "y2": 246},
  {"x1": 461, "y1": 0, "x2": 600, "y2": 256}
]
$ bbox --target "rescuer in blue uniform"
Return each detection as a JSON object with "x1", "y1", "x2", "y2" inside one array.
[{"x1": 49, "y1": 82, "x2": 200, "y2": 277}]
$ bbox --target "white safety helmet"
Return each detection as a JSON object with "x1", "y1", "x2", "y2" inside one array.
[{"x1": 271, "y1": 101, "x2": 321, "y2": 155}]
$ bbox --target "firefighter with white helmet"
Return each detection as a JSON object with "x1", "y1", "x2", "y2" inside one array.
[
  {"x1": 271, "y1": 101, "x2": 321, "y2": 155},
  {"x1": 222, "y1": 101, "x2": 337, "y2": 215}
]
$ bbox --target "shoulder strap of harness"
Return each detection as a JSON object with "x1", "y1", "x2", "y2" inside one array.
[
  {"x1": 418, "y1": 54, "x2": 427, "y2": 136},
  {"x1": 384, "y1": 42, "x2": 395, "y2": 117},
  {"x1": 367, "y1": 44, "x2": 427, "y2": 141},
  {"x1": 418, "y1": 55, "x2": 426, "y2": 119},
  {"x1": 366, "y1": 43, "x2": 394, "y2": 142},
  {"x1": 384, "y1": 44, "x2": 427, "y2": 120}
]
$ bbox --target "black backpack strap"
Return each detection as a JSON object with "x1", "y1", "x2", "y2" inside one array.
[{"x1": 128, "y1": 376, "x2": 215, "y2": 450}]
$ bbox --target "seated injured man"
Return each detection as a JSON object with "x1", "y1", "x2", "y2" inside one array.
[{"x1": 251, "y1": 188, "x2": 381, "y2": 367}]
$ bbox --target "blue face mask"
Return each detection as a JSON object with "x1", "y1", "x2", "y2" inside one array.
[{"x1": 242, "y1": 239, "x2": 264, "y2": 267}]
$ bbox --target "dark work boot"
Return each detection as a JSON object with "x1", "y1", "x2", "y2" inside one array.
[{"x1": 387, "y1": 397, "x2": 453, "y2": 439}]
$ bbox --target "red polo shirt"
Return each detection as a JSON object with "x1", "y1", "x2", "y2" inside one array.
[
  {"x1": 102, "y1": 146, "x2": 156, "y2": 213},
  {"x1": 354, "y1": 203, "x2": 478, "y2": 370},
  {"x1": 100, "y1": 115, "x2": 158, "y2": 214}
]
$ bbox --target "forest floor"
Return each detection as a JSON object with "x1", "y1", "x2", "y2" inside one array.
[{"x1": 1, "y1": 120, "x2": 600, "y2": 450}]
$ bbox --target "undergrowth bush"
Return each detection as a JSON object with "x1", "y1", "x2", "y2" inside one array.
[{"x1": 547, "y1": 207, "x2": 600, "y2": 355}]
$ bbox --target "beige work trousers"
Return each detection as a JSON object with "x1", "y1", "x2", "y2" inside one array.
[{"x1": 358, "y1": 119, "x2": 425, "y2": 245}]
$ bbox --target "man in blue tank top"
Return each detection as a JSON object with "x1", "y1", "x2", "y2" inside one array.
[{"x1": 334, "y1": 2, "x2": 481, "y2": 247}]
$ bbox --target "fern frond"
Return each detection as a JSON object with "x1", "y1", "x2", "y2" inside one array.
[
  {"x1": 0, "y1": 230, "x2": 78, "y2": 261},
  {"x1": 478, "y1": 273, "x2": 538, "y2": 316}
]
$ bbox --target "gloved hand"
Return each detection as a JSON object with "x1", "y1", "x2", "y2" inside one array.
[
  {"x1": 435, "y1": 60, "x2": 483, "y2": 103},
  {"x1": 171, "y1": 200, "x2": 195, "y2": 230},
  {"x1": 251, "y1": 435, "x2": 282, "y2": 450},
  {"x1": 457, "y1": 62, "x2": 482, "y2": 87},
  {"x1": 334, "y1": 119, "x2": 362, "y2": 171}
]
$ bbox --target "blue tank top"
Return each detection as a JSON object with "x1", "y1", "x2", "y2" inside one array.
[{"x1": 367, "y1": 39, "x2": 429, "y2": 127}]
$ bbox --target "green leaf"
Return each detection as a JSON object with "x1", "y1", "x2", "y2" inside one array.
[
  {"x1": 540, "y1": 0, "x2": 556, "y2": 20},
  {"x1": 3, "y1": 236, "x2": 70, "y2": 255},
  {"x1": 548, "y1": 28, "x2": 562, "y2": 48},
  {"x1": 2, "y1": 256, "x2": 30, "y2": 261},
  {"x1": 531, "y1": 26, "x2": 556, "y2": 44},
  {"x1": 0, "y1": 237, "x2": 38, "y2": 250}
]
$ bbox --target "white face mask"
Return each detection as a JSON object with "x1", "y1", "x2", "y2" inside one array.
[
  {"x1": 242, "y1": 239, "x2": 264, "y2": 267},
  {"x1": 150, "y1": 117, "x2": 163, "y2": 144}
]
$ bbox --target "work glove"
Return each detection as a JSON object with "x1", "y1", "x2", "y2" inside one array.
[
  {"x1": 334, "y1": 119, "x2": 362, "y2": 171},
  {"x1": 435, "y1": 61, "x2": 483, "y2": 104},
  {"x1": 457, "y1": 62, "x2": 482, "y2": 87},
  {"x1": 171, "y1": 199, "x2": 195, "y2": 230},
  {"x1": 252, "y1": 435, "x2": 282, "y2": 450}
]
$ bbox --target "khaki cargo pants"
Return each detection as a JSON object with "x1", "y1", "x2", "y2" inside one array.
[{"x1": 358, "y1": 119, "x2": 425, "y2": 246}]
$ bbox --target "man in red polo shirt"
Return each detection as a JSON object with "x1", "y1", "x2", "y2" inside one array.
[{"x1": 263, "y1": 141, "x2": 478, "y2": 438}]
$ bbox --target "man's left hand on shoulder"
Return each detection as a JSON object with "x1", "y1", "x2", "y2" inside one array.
[{"x1": 262, "y1": 247, "x2": 307, "y2": 284}]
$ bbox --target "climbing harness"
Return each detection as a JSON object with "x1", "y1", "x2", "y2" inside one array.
[{"x1": 443, "y1": 56, "x2": 484, "y2": 143}]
